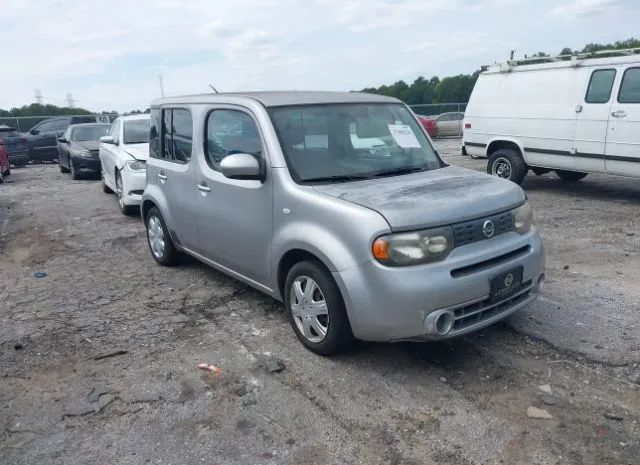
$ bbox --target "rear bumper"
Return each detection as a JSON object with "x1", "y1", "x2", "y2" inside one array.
[{"x1": 333, "y1": 228, "x2": 545, "y2": 342}]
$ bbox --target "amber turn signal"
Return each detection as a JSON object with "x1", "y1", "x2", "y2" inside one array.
[{"x1": 372, "y1": 238, "x2": 389, "y2": 260}]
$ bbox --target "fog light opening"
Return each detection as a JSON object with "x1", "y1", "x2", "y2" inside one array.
[{"x1": 435, "y1": 311, "x2": 454, "y2": 336}]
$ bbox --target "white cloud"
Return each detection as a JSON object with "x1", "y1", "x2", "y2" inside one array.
[{"x1": 550, "y1": 0, "x2": 618, "y2": 16}]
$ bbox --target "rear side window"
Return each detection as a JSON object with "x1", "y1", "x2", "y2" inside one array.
[
  {"x1": 161, "y1": 108, "x2": 193, "y2": 163},
  {"x1": 205, "y1": 110, "x2": 262, "y2": 171},
  {"x1": 585, "y1": 69, "x2": 616, "y2": 103},
  {"x1": 618, "y1": 67, "x2": 640, "y2": 103},
  {"x1": 149, "y1": 109, "x2": 161, "y2": 158}
]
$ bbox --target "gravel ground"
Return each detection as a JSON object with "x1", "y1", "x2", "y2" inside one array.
[{"x1": 1, "y1": 144, "x2": 639, "y2": 465}]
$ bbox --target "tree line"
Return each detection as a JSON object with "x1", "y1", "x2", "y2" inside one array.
[{"x1": 360, "y1": 38, "x2": 640, "y2": 105}]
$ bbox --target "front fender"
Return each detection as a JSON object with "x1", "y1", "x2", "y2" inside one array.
[{"x1": 485, "y1": 136, "x2": 525, "y2": 157}]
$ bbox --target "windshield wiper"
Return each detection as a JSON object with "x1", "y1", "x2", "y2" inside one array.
[
  {"x1": 372, "y1": 167, "x2": 424, "y2": 177},
  {"x1": 300, "y1": 174, "x2": 369, "y2": 183}
]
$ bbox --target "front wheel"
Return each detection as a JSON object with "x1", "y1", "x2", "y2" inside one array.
[
  {"x1": 70, "y1": 160, "x2": 80, "y2": 180},
  {"x1": 556, "y1": 170, "x2": 588, "y2": 182},
  {"x1": 145, "y1": 207, "x2": 179, "y2": 266},
  {"x1": 116, "y1": 170, "x2": 136, "y2": 215},
  {"x1": 284, "y1": 260, "x2": 355, "y2": 355},
  {"x1": 487, "y1": 149, "x2": 528, "y2": 185},
  {"x1": 101, "y1": 169, "x2": 112, "y2": 193}
]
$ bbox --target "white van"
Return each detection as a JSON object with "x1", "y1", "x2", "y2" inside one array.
[{"x1": 462, "y1": 51, "x2": 640, "y2": 184}]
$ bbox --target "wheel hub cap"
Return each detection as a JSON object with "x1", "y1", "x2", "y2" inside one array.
[
  {"x1": 290, "y1": 276, "x2": 329, "y2": 343},
  {"x1": 147, "y1": 216, "x2": 165, "y2": 258}
]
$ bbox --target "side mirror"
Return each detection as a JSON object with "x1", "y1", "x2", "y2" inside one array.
[
  {"x1": 57, "y1": 137, "x2": 67, "y2": 143},
  {"x1": 220, "y1": 153, "x2": 262, "y2": 180},
  {"x1": 100, "y1": 135, "x2": 115, "y2": 144},
  {"x1": 30, "y1": 129, "x2": 40, "y2": 135}
]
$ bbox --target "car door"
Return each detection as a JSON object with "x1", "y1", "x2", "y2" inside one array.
[
  {"x1": 604, "y1": 66, "x2": 640, "y2": 176},
  {"x1": 58, "y1": 127, "x2": 72, "y2": 168},
  {"x1": 100, "y1": 119, "x2": 121, "y2": 188},
  {"x1": 196, "y1": 107, "x2": 273, "y2": 284},
  {"x1": 28, "y1": 120, "x2": 56, "y2": 160},
  {"x1": 147, "y1": 107, "x2": 199, "y2": 250},
  {"x1": 572, "y1": 67, "x2": 617, "y2": 174}
]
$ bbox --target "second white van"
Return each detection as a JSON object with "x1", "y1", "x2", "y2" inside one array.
[{"x1": 462, "y1": 50, "x2": 640, "y2": 185}]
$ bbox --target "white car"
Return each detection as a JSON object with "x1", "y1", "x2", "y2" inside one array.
[{"x1": 99, "y1": 114, "x2": 150, "y2": 214}]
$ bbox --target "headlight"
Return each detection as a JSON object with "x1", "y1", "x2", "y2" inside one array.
[
  {"x1": 513, "y1": 202, "x2": 533, "y2": 234},
  {"x1": 126, "y1": 160, "x2": 146, "y2": 171},
  {"x1": 372, "y1": 226, "x2": 454, "y2": 266},
  {"x1": 77, "y1": 149, "x2": 91, "y2": 158}
]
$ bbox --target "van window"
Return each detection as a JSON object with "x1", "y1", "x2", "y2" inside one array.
[
  {"x1": 205, "y1": 110, "x2": 262, "y2": 172},
  {"x1": 161, "y1": 108, "x2": 193, "y2": 163},
  {"x1": 149, "y1": 109, "x2": 161, "y2": 158},
  {"x1": 584, "y1": 69, "x2": 616, "y2": 103},
  {"x1": 585, "y1": 69, "x2": 616, "y2": 104},
  {"x1": 618, "y1": 68, "x2": 640, "y2": 104}
]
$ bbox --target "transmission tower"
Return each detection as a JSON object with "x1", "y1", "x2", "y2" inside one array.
[
  {"x1": 65, "y1": 93, "x2": 76, "y2": 108},
  {"x1": 34, "y1": 89, "x2": 44, "y2": 105}
]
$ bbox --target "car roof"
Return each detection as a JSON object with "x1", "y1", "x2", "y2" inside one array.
[
  {"x1": 151, "y1": 91, "x2": 400, "y2": 108},
  {"x1": 69, "y1": 123, "x2": 110, "y2": 128},
  {"x1": 118, "y1": 114, "x2": 150, "y2": 121},
  {"x1": 0, "y1": 125, "x2": 17, "y2": 130}
]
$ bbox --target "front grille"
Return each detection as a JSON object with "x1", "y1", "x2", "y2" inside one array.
[
  {"x1": 453, "y1": 211, "x2": 514, "y2": 247},
  {"x1": 449, "y1": 280, "x2": 533, "y2": 333}
]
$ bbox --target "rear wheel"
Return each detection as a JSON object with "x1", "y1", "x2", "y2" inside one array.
[
  {"x1": 145, "y1": 206, "x2": 178, "y2": 266},
  {"x1": 487, "y1": 148, "x2": 528, "y2": 185},
  {"x1": 556, "y1": 170, "x2": 588, "y2": 182},
  {"x1": 284, "y1": 260, "x2": 355, "y2": 355},
  {"x1": 60, "y1": 159, "x2": 70, "y2": 173}
]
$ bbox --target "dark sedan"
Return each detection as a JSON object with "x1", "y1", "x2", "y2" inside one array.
[
  {"x1": 57, "y1": 123, "x2": 110, "y2": 179},
  {"x1": 0, "y1": 125, "x2": 30, "y2": 167}
]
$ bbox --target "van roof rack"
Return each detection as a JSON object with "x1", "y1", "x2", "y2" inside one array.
[{"x1": 493, "y1": 47, "x2": 640, "y2": 69}]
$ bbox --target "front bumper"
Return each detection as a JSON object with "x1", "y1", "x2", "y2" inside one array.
[
  {"x1": 333, "y1": 228, "x2": 545, "y2": 342},
  {"x1": 120, "y1": 167, "x2": 147, "y2": 206},
  {"x1": 71, "y1": 156, "x2": 101, "y2": 174}
]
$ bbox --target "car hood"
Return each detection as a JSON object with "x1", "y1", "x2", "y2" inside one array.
[
  {"x1": 312, "y1": 165, "x2": 525, "y2": 231},
  {"x1": 72, "y1": 140, "x2": 100, "y2": 151},
  {"x1": 122, "y1": 143, "x2": 150, "y2": 161}
]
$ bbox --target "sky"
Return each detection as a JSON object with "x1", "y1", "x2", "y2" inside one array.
[{"x1": 0, "y1": 0, "x2": 638, "y2": 112}]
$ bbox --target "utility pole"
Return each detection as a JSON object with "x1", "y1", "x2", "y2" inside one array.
[
  {"x1": 158, "y1": 74, "x2": 165, "y2": 98},
  {"x1": 65, "y1": 93, "x2": 75, "y2": 108},
  {"x1": 34, "y1": 88, "x2": 44, "y2": 105}
]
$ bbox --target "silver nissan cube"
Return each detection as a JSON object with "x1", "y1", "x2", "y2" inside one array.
[{"x1": 142, "y1": 91, "x2": 545, "y2": 355}]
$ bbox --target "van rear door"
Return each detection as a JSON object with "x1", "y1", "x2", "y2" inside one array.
[
  {"x1": 573, "y1": 68, "x2": 617, "y2": 174},
  {"x1": 604, "y1": 66, "x2": 640, "y2": 176}
]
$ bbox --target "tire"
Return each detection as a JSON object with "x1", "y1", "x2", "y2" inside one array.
[
  {"x1": 60, "y1": 160, "x2": 70, "y2": 174},
  {"x1": 487, "y1": 148, "x2": 528, "y2": 185},
  {"x1": 70, "y1": 160, "x2": 80, "y2": 180},
  {"x1": 0, "y1": 169, "x2": 3, "y2": 184},
  {"x1": 115, "y1": 170, "x2": 136, "y2": 215},
  {"x1": 145, "y1": 206, "x2": 179, "y2": 266},
  {"x1": 284, "y1": 260, "x2": 355, "y2": 355},
  {"x1": 556, "y1": 170, "x2": 588, "y2": 182},
  {"x1": 101, "y1": 169, "x2": 113, "y2": 193},
  {"x1": 4, "y1": 168, "x2": 9, "y2": 177}
]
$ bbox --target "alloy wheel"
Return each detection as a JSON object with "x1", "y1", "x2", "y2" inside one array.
[
  {"x1": 116, "y1": 172, "x2": 124, "y2": 208},
  {"x1": 492, "y1": 157, "x2": 512, "y2": 179},
  {"x1": 289, "y1": 276, "x2": 329, "y2": 343}
]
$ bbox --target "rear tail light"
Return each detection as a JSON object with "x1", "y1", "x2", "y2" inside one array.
[{"x1": 464, "y1": 123, "x2": 471, "y2": 129}]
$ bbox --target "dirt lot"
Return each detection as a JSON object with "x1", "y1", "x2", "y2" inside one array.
[{"x1": 1, "y1": 142, "x2": 639, "y2": 465}]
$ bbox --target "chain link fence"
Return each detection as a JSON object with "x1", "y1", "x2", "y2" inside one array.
[
  {"x1": 0, "y1": 114, "x2": 118, "y2": 166},
  {"x1": 409, "y1": 103, "x2": 467, "y2": 139}
]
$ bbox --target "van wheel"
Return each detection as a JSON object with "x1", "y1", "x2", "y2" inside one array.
[
  {"x1": 487, "y1": 149, "x2": 528, "y2": 184},
  {"x1": 145, "y1": 207, "x2": 178, "y2": 266},
  {"x1": 556, "y1": 170, "x2": 588, "y2": 182},
  {"x1": 284, "y1": 260, "x2": 355, "y2": 355}
]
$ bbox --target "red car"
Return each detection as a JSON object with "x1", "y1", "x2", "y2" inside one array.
[
  {"x1": 0, "y1": 140, "x2": 10, "y2": 183},
  {"x1": 417, "y1": 115, "x2": 438, "y2": 138}
]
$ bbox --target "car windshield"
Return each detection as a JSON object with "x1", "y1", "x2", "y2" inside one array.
[
  {"x1": 71, "y1": 125, "x2": 110, "y2": 141},
  {"x1": 123, "y1": 119, "x2": 150, "y2": 144},
  {"x1": 269, "y1": 103, "x2": 443, "y2": 183}
]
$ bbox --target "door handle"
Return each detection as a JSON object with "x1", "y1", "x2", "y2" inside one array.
[
  {"x1": 157, "y1": 173, "x2": 167, "y2": 181},
  {"x1": 611, "y1": 110, "x2": 627, "y2": 118},
  {"x1": 197, "y1": 183, "x2": 211, "y2": 192}
]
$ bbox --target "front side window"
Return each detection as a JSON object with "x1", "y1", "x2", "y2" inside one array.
[
  {"x1": 71, "y1": 125, "x2": 110, "y2": 141},
  {"x1": 269, "y1": 103, "x2": 442, "y2": 183},
  {"x1": 205, "y1": 110, "x2": 262, "y2": 171},
  {"x1": 123, "y1": 119, "x2": 150, "y2": 144},
  {"x1": 36, "y1": 121, "x2": 54, "y2": 133},
  {"x1": 585, "y1": 69, "x2": 616, "y2": 103},
  {"x1": 618, "y1": 67, "x2": 640, "y2": 103},
  {"x1": 55, "y1": 118, "x2": 70, "y2": 132},
  {"x1": 162, "y1": 108, "x2": 193, "y2": 163}
]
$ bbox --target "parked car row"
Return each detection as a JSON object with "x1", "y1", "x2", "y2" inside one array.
[{"x1": 417, "y1": 112, "x2": 465, "y2": 138}]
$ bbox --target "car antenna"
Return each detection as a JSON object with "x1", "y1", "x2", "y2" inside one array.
[{"x1": 209, "y1": 84, "x2": 219, "y2": 94}]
